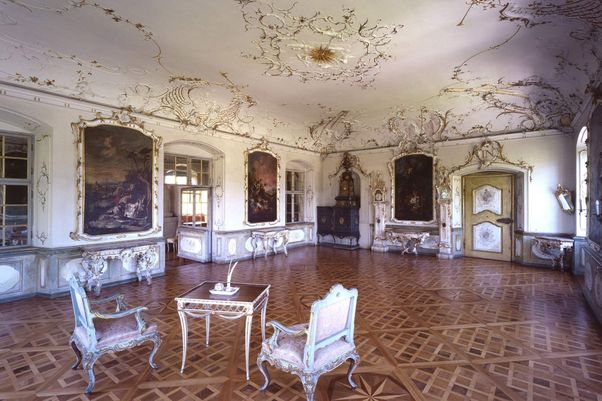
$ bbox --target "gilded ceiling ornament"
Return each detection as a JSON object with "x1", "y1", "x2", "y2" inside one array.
[
  {"x1": 328, "y1": 152, "x2": 369, "y2": 180},
  {"x1": 238, "y1": 1, "x2": 403, "y2": 86},
  {"x1": 449, "y1": 139, "x2": 534, "y2": 179},
  {"x1": 388, "y1": 107, "x2": 451, "y2": 155},
  {"x1": 308, "y1": 111, "x2": 354, "y2": 154},
  {"x1": 119, "y1": 72, "x2": 256, "y2": 134},
  {"x1": 442, "y1": 77, "x2": 578, "y2": 133}
]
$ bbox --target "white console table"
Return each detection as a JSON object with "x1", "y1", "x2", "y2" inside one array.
[
  {"x1": 81, "y1": 243, "x2": 159, "y2": 295},
  {"x1": 385, "y1": 231, "x2": 430, "y2": 255},
  {"x1": 251, "y1": 229, "x2": 289, "y2": 259},
  {"x1": 531, "y1": 236, "x2": 573, "y2": 271}
]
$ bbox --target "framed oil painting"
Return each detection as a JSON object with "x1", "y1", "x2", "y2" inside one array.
[
  {"x1": 388, "y1": 153, "x2": 435, "y2": 224},
  {"x1": 245, "y1": 139, "x2": 280, "y2": 225},
  {"x1": 70, "y1": 111, "x2": 161, "y2": 240}
]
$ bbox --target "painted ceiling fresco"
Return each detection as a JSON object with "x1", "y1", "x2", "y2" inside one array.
[{"x1": 0, "y1": 0, "x2": 600, "y2": 153}]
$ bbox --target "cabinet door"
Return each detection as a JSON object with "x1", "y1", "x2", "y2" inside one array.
[{"x1": 317, "y1": 207, "x2": 334, "y2": 233}]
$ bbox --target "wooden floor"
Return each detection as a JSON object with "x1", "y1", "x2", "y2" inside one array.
[{"x1": 1, "y1": 247, "x2": 602, "y2": 401}]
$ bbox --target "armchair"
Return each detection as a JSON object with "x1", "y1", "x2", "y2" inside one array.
[
  {"x1": 257, "y1": 284, "x2": 359, "y2": 401},
  {"x1": 67, "y1": 276, "x2": 162, "y2": 394}
]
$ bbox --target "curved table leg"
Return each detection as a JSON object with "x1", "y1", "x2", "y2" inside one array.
[
  {"x1": 245, "y1": 314, "x2": 253, "y2": 380},
  {"x1": 178, "y1": 310, "x2": 188, "y2": 373}
]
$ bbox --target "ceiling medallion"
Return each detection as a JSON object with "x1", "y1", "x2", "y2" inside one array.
[
  {"x1": 308, "y1": 45, "x2": 337, "y2": 64},
  {"x1": 239, "y1": 1, "x2": 403, "y2": 86}
]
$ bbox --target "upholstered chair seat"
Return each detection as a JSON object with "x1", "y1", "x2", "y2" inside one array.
[
  {"x1": 257, "y1": 284, "x2": 360, "y2": 401},
  {"x1": 67, "y1": 276, "x2": 162, "y2": 394}
]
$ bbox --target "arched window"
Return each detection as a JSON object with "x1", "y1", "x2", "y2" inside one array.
[{"x1": 576, "y1": 126, "x2": 588, "y2": 236}]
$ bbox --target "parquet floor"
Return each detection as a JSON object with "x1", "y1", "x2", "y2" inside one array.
[{"x1": 1, "y1": 247, "x2": 601, "y2": 401}]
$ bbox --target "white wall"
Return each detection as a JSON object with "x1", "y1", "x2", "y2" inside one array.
[
  {"x1": 0, "y1": 94, "x2": 321, "y2": 249},
  {"x1": 320, "y1": 131, "x2": 576, "y2": 248}
]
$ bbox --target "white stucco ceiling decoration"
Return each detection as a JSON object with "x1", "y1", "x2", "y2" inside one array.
[
  {"x1": 0, "y1": 0, "x2": 599, "y2": 153},
  {"x1": 238, "y1": 0, "x2": 403, "y2": 86}
]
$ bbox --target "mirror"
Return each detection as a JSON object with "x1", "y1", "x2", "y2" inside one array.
[{"x1": 555, "y1": 184, "x2": 574, "y2": 214}]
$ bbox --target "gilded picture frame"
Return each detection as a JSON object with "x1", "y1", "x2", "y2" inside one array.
[
  {"x1": 388, "y1": 152, "x2": 436, "y2": 225},
  {"x1": 70, "y1": 111, "x2": 162, "y2": 241},
  {"x1": 244, "y1": 138, "x2": 280, "y2": 226}
]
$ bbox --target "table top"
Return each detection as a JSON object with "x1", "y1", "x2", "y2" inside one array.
[{"x1": 176, "y1": 281, "x2": 270, "y2": 304}]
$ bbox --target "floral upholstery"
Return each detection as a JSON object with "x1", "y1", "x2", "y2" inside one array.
[
  {"x1": 257, "y1": 284, "x2": 359, "y2": 401},
  {"x1": 68, "y1": 276, "x2": 161, "y2": 394},
  {"x1": 74, "y1": 316, "x2": 158, "y2": 349}
]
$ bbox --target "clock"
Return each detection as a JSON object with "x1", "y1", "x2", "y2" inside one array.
[{"x1": 374, "y1": 189, "x2": 383, "y2": 202}]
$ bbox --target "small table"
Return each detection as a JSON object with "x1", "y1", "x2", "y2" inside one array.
[
  {"x1": 251, "y1": 229, "x2": 289, "y2": 259},
  {"x1": 531, "y1": 236, "x2": 574, "y2": 271},
  {"x1": 175, "y1": 281, "x2": 270, "y2": 380},
  {"x1": 385, "y1": 231, "x2": 430, "y2": 255}
]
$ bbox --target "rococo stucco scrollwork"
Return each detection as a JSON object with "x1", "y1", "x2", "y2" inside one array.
[{"x1": 0, "y1": 1, "x2": 599, "y2": 153}]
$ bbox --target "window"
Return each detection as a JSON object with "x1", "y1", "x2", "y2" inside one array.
[
  {"x1": 164, "y1": 155, "x2": 211, "y2": 186},
  {"x1": 181, "y1": 188, "x2": 209, "y2": 228},
  {"x1": 286, "y1": 170, "x2": 304, "y2": 223},
  {"x1": 0, "y1": 133, "x2": 31, "y2": 247},
  {"x1": 576, "y1": 127, "x2": 588, "y2": 236}
]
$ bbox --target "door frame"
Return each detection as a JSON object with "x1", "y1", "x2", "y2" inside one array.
[{"x1": 448, "y1": 163, "x2": 529, "y2": 260}]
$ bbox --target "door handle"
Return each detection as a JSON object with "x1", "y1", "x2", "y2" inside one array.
[{"x1": 496, "y1": 217, "x2": 513, "y2": 224}]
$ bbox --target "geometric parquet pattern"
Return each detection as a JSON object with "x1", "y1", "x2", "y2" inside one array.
[{"x1": 1, "y1": 247, "x2": 601, "y2": 400}]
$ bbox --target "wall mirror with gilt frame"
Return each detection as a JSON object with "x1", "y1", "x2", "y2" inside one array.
[{"x1": 70, "y1": 111, "x2": 162, "y2": 241}]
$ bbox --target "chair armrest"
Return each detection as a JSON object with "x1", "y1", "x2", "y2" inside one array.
[
  {"x1": 268, "y1": 321, "x2": 307, "y2": 336},
  {"x1": 266, "y1": 320, "x2": 307, "y2": 349},
  {"x1": 93, "y1": 306, "x2": 148, "y2": 333},
  {"x1": 90, "y1": 293, "x2": 127, "y2": 312}
]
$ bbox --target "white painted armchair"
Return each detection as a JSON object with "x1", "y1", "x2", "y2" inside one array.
[
  {"x1": 68, "y1": 276, "x2": 162, "y2": 394},
  {"x1": 257, "y1": 284, "x2": 359, "y2": 401}
]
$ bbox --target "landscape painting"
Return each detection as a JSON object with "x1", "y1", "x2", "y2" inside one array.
[
  {"x1": 83, "y1": 125, "x2": 154, "y2": 235},
  {"x1": 246, "y1": 150, "x2": 279, "y2": 224},
  {"x1": 393, "y1": 154, "x2": 434, "y2": 222}
]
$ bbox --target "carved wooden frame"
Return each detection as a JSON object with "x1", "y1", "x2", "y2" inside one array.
[
  {"x1": 244, "y1": 138, "x2": 281, "y2": 226},
  {"x1": 70, "y1": 111, "x2": 162, "y2": 241},
  {"x1": 388, "y1": 152, "x2": 437, "y2": 225}
]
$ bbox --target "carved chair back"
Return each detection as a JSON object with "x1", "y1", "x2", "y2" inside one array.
[
  {"x1": 68, "y1": 275, "x2": 97, "y2": 349},
  {"x1": 304, "y1": 284, "x2": 357, "y2": 369}
]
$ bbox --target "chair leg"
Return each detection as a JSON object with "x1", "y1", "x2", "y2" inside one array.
[
  {"x1": 257, "y1": 355, "x2": 271, "y2": 391},
  {"x1": 83, "y1": 353, "x2": 99, "y2": 394},
  {"x1": 347, "y1": 351, "x2": 360, "y2": 390},
  {"x1": 300, "y1": 373, "x2": 318, "y2": 401},
  {"x1": 69, "y1": 339, "x2": 82, "y2": 370},
  {"x1": 149, "y1": 334, "x2": 162, "y2": 369}
]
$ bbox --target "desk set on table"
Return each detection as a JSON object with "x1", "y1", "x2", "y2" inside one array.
[{"x1": 175, "y1": 281, "x2": 270, "y2": 380}]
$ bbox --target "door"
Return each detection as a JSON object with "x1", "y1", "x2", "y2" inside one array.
[{"x1": 464, "y1": 173, "x2": 513, "y2": 261}]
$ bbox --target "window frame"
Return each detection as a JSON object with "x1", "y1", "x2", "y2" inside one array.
[
  {"x1": 285, "y1": 169, "x2": 305, "y2": 224},
  {"x1": 576, "y1": 126, "x2": 588, "y2": 237},
  {"x1": 180, "y1": 186, "x2": 210, "y2": 230},
  {"x1": 164, "y1": 153, "x2": 211, "y2": 187},
  {"x1": 0, "y1": 132, "x2": 33, "y2": 248}
]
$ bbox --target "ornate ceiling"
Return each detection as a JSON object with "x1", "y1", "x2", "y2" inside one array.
[{"x1": 0, "y1": 0, "x2": 600, "y2": 153}]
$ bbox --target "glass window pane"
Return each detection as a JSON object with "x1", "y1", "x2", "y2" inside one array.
[
  {"x1": 295, "y1": 194, "x2": 304, "y2": 221},
  {"x1": 0, "y1": 185, "x2": 4, "y2": 204},
  {"x1": 294, "y1": 172, "x2": 304, "y2": 191},
  {"x1": 4, "y1": 136, "x2": 28, "y2": 158},
  {"x1": 201, "y1": 160, "x2": 209, "y2": 172},
  {"x1": 4, "y1": 158, "x2": 27, "y2": 179},
  {"x1": 286, "y1": 171, "x2": 292, "y2": 192},
  {"x1": 6, "y1": 225, "x2": 27, "y2": 246},
  {"x1": 201, "y1": 173, "x2": 210, "y2": 186},
  {"x1": 6, "y1": 185, "x2": 27, "y2": 204},
  {"x1": 175, "y1": 171, "x2": 187, "y2": 185},
  {"x1": 5, "y1": 205, "x2": 27, "y2": 226}
]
